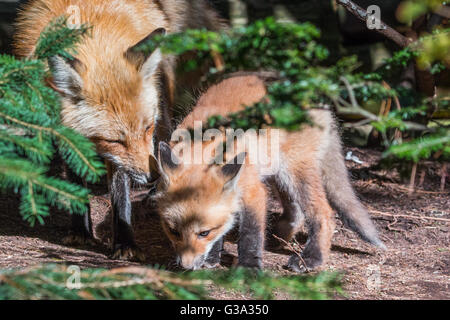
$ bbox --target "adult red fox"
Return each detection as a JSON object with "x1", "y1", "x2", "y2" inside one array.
[
  {"x1": 152, "y1": 75, "x2": 386, "y2": 271},
  {"x1": 14, "y1": 0, "x2": 223, "y2": 260}
]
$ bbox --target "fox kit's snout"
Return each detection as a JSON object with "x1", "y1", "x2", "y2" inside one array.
[{"x1": 153, "y1": 75, "x2": 385, "y2": 272}]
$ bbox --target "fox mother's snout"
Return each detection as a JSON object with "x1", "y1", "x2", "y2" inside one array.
[
  {"x1": 107, "y1": 155, "x2": 154, "y2": 185},
  {"x1": 127, "y1": 169, "x2": 150, "y2": 185}
]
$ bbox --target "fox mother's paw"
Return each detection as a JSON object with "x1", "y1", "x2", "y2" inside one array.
[
  {"x1": 63, "y1": 232, "x2": 97, "y2": 247},
  {"x1": 111, "y1": 244, "x2": 146, "y2": 262}
]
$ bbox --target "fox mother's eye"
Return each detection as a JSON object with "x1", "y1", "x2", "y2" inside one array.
[
  {"x1": 105, "y1": 139, "x2": 125, "y2": 146},
  {"x1": 169, "y1": 228, "x2": 180, "y2": 237},
  {"x1": 198, "y1": 230, "x2": 210, "y2": 238},
  {"x1": 145, "y1": 124, "x2": 154, "y2": 134}
]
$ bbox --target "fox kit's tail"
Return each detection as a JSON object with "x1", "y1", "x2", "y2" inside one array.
[{"x1": 321, "y1": 128, "x2": 386, "y2": 250}]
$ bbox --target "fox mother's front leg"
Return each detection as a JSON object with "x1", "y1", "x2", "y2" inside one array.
[
  {"x1": 110, "y1": 169, "x2": 145, "y2": 262},
  {"x1": 62, "y1": 163, "x2": 95, "y2": 246}
]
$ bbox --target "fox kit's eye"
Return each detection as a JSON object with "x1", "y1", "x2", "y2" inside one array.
[{"x1": 198, "y1": 230, "x2": 210, "y2": 238}]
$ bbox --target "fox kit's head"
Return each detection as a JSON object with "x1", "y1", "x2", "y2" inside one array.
[
  {"x1": 48, "y1": 28, "x2": 166, "y2": 184},
  {"x1": 153, "y1": 142, "x2": 245, "y2": 270}
]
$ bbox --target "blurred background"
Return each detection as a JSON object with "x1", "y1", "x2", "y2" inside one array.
[
  {"x1": 1, "y1": 0, "x2": 403, "y2": 71},
  {"x1": 2, "y1": 0, "x2": 447, "y2": 147}
]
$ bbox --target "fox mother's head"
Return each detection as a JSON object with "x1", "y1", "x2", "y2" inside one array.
[{"x1": 48, "y1": 28, "x2": 167, "y2": 185}]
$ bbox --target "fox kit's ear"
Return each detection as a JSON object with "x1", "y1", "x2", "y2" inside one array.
[
  {"x1": 126, "y1": 28, "x2": 166, "y2": 79},
  {"x1": 140, "y1": 48, "x2": 162, "y2": 80},
  {"x1": 47, "y1": 56, "x2": 83, "y2": 100},
  {"x1": 158, "y1": 141, "x2": 180, "y2": 183},
  {"x1": 221, "y1": 152, "x2": 246, "y2": 192},
  {"x1": 148, "y1": 154, "x2": 161, "y2": 184}
]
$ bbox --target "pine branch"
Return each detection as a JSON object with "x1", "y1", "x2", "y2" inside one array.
[
  {"x1": 384, "y1": 131, "x2": 450, "y2": 162},
  {"x1": 0, "y1": 17, "x2": 105, "y2": 225},
  {"x1": 34, "y1": 17, "x2": 90, "y2": 60},
  {"x1": 0, "y1": 157, "x2": 89, "y2": 225},
  {"x1": 0, "y1": 264, "x2": 341, "y2": 300},
  {"x1": 0, "y1": 111, "x2": 104, "y2": 182}
]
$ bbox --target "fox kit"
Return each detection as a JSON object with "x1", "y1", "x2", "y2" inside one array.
[
  {"x1": 152, "y1": 75, "x2": 386, "y2": 271},
  {"x1": 14, "y1": 0, "x2": 223, "y2": 260}
]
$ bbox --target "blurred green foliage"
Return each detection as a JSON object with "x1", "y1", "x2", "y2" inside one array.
[
  {"x1": 0, "y1": 264, "x2": 341, "y2": 300},
  {"x1": 138, "y1": 17, "x2": 448, "y2": 163},
  {"x1": 139, "y1": 18, "x2": 393, "y2": 130},
  {"x1": 397, "y1": 0, "x2": 447, "y2": 23}
]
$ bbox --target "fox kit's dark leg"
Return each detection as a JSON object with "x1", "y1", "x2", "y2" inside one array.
[
  {"x1": 271, "y1": 175, "x2": 305, "y2": 244},
  {"x1": 63, "y1": 164, "x2": 94, "y2": 246},
  {"x1": 237, "y1": 184, "x2": 267, "y2": 269},
  {"x1": 238, "y1": 208, "x2": 264, "y2": 269},
  {"x1": 287, "y1": 169, "x2": 335, "y2": 272},
  {"x1": 204, "y1": 236, "x2": 224, "y2": 268},
  {"x1": 110, "y1": 169, "x2": 145, "y2": 262}
]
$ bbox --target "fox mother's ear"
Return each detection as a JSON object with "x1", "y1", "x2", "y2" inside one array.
[
  {"x1": 47, "y1": 55, "x2": 83, "y2": 101},
  {"x1": 125, "y1": 27, "x2": 166, "y2": 79},
  {"x1": 221, "y1": 152, "x2": 246, "y2": 192}
]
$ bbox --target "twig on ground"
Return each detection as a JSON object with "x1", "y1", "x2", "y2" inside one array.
[
  {"x1": 386, "y1": 215, "x2": 406, "y2": 233},
  {"x1": 418, "y1": 169, "x2": 426, "y2": 188},
  {"x1": 441, "y1": 163, "x2": 447, "y2": 192},
  {"x1": 272, "y1": 234, "x2": 310, "y2": 273},
  {"x1": 409, "y1": 162, "x2": 418, "y2": 195},
  {"x1": 387, "y1": 183, "x2": 449, "y2": 194},
  {"x1": 369, "y1": 209, "x2": 450, "y2": 223}
]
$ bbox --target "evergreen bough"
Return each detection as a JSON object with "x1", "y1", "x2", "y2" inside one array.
[
  {"x1": 0, "y1": 264, "x2": 341, "y2": 300},
  {"x1": 0, "y1": 18, "x2": 105, "y2": 226}
]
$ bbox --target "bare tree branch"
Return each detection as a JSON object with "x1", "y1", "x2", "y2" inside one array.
[
  {"x1": 435, "y1": 6, "x2": 450, "y2": 19},
  {"x1": 336, "y1": 0, "x2": 411, "y2": 48}
]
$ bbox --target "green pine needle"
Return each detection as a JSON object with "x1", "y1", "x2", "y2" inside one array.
[
  {"x1": 0, "y1": 17, "x2": 104, "y2": 225},
  {"x1": 0, "y1": 264, "x2": 341, "y2": 300}
]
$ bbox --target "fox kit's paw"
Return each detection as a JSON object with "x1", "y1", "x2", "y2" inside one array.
[
  {"x1": 203, "y1": 261, "x2": 221, "y2": 269},
  {"x1": 287, "y1": 254, "x2": 322, "y2": 273},
  {"x1": 143, "y1": 183, "x2": 159, "y2": 210},
  {"x1": 63, "y1": 233, "x2": 97, "y2": 247},
  {"x1": 111, "y1": 244, "x2": 146, "y2": 262},
  {"x1": 204, "y1": 254, "x2": 221, "y2": 269},
  {"x1": 237, "y1": 257, "x2": 263, "y2": 269},
  {"x1": 273, "y1": 220, "x2": 297, "y2": 243}
]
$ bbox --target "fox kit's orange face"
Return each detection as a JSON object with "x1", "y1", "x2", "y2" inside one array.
[
  {"x1": 48, "y1": 29, "x2": 165, "y2": 184},
  {"x1": 153, "y1": 142, "x2": 245, "y2": 270}
]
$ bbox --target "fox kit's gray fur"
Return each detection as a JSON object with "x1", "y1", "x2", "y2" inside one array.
[{"x1": 154, "y1": 76, "x2": 386, "y2": 271}]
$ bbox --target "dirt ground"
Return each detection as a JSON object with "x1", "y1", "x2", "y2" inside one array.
[{"x1": 0, "y1": 147, "x2": 448, "y2": 300}]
